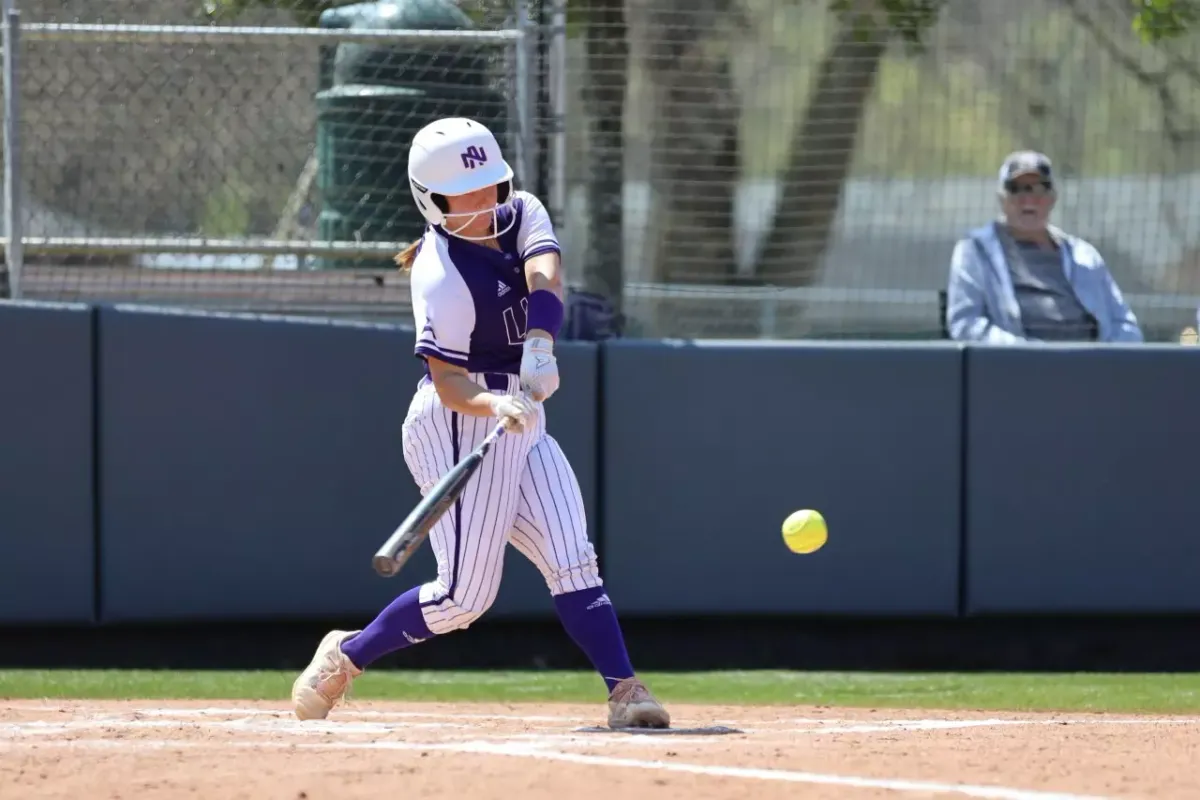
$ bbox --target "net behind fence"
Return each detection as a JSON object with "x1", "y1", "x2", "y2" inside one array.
[{"x1": 5, "y1": 0, "x2": 1200, "y2": 341}]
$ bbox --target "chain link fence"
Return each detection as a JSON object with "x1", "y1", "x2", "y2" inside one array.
[
  {"x1": 3, "y1": 0, "x2": 1200, "y2": 340},
  {"x1": 563, "y1": 0, "x2": 1200, "y2": 341},
  {"x1": 1, "y1": 0, "x2": 542, "y2": 320}
]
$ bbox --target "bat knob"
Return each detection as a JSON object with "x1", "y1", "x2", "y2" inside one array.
[{"x1": 372, "y1": 555, "x2": 399, "y2": 577}]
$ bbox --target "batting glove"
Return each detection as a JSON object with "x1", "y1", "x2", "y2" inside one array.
[
  {"x1": 488, "y1": 393, "x2": 537, "y2": 433},
  {"x1": 519, "y1": 336, "x2": 560, "y2": 402}
]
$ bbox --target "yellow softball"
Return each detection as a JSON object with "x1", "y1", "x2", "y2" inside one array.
[{"x1": 781, "y1": 509, "x2": 827, "y2": 554}]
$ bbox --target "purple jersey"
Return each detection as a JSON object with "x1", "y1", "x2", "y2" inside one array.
[{"x1": 410, "y1": 191, "x2": 560, "y2": 375}]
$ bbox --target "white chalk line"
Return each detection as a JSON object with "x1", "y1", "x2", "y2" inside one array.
[
  {"x1": 2, "y1": 709, "x2": 1197, "y2": 759},
  {"x1": 0, "y1": 720, "x2": 726, "y2": 750},
  {"x1": 0, "y1": 736, "x2": 1108, "y2": 800},
  {"x1": 1, "y1": 705, "x2": 582, "y2": 723},
  {"x1": 9, "y1": 705, "x2": 1200, "y2": 729},
  {"x1": 712, "y1": 716, "x2": 1200, "y2": 729},
  {"x1": 0, "y1": 718, "x2": 475, "y2": 736},
  {"x1": 0, "y1": 716, "x2": 741, "y2": 749},
  {"x1": 2, "y1": 714, "x2": 1190, "y2": 738},
  {"x1": 0, "y1": 716, "x2": 1082, "y2": 742}
]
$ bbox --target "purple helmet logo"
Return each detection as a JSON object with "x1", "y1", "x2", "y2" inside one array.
[{"x1": 461, "y1": 145, "x2": 488, "y2": 170}]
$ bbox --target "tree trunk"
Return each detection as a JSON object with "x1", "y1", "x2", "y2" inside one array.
[
  {"x1": 646, "y1": 1, "x2": 740, "y2": 284},
  {"x1": 753, "y1": 19, "x2": 886, "y2": 284},
  {"x1": 581, "y1": 0, "x2": 628, "y2": 308}
]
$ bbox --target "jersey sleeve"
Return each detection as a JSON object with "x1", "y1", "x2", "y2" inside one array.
[
  {"x1": 515, "y1": 191, "x2": 561, "y2": 261},
  {"x1": 412, "y1": 268, "x2": 475, "y2": 369}
]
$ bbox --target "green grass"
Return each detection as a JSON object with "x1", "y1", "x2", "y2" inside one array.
[{"x1": 3, "y1": 670, "x2": 1200, "y2": 714}]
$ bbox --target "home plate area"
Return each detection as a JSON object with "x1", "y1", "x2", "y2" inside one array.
[{"x1": 1, "y1": 700, "x2": 1198, "y2": 798}]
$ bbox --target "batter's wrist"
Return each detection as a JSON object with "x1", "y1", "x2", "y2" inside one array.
[{"x1": 526, "y1": 290, "x2": 563, "y2": 340}]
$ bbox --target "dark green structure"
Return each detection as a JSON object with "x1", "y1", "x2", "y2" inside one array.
[{"x1": 314, "y1": 0, "x2": 510, "y2": 269}]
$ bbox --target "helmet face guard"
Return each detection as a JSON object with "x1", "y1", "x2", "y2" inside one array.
[
  {"x1": 408, "y1": 118, "x2": 516, "y2": 241},
  {"x1": 428, "y1": 179, "x2": 515, "y2": 242}
]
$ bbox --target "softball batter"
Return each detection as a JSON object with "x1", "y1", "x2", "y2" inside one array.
[{"x1": 292, "y1": 116, "x2": 669, "y2": 730}]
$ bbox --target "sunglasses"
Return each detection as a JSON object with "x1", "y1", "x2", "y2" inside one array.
[{"x1": 1005, "y1": 180, "x2": 1053, "y2": 196}]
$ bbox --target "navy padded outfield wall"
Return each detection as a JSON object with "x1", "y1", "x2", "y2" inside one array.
[{"x1": 0, "y1": 302, "x2": 97, "y2": 624}]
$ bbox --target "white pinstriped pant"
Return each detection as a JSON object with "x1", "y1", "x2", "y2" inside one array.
[{"x1": 401, "y1": 371, "x2": 602, "y2": 635}]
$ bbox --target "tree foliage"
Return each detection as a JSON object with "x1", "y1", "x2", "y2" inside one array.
[
  {"x1": 752, "y1": 0, "x2": 1188, "y2": 291},
  {"x1": 829, "y1": 0, "x2": 944, "y2": 46},
  {"x1": 1130, "y1": 0, "x2": 1200, "y2": 42},
  {"x1": 752, "y1": 0, "x2": 945, "y2": 286}
]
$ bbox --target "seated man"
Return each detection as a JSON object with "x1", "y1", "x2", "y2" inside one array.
[{"x1": 944, "y1": 151, "x2": 1142, "y2": 343}]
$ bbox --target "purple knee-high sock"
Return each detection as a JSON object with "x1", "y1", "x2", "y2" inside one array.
[
  {"x1": 340, "y1": 586, "x2": 434, "y2": 670},
  {"x1": 553, "y1": 586, "x2": 636, "y2": 693}
]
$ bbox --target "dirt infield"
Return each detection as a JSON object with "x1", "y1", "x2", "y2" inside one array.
[{"x1": 1, "y1": 699, "x2": 1197, "y2": 799}]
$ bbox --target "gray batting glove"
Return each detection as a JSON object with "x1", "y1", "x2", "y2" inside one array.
[{"x1": 519, "y1": 336, "x2": 560, "y2": 402}]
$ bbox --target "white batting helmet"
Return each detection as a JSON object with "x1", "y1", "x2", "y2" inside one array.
[{"x1": 408, "y1": 117, "x2": 515, "y2": 240}]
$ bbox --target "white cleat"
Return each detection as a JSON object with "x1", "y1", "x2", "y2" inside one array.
[
  {"x1": 291, "y1": 629, "x2": 363, "y2": 721},
  {"x1": 607, "y1": 676, "x2": 670, "y2": 729}
]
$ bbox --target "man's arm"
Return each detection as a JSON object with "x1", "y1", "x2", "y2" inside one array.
[
  {"x1": 945, "y1": 238, "x2": 1027, "y2": 344},
  {"x1": 1097, "y1": 257, "x2": 1143, "y2": 342}
]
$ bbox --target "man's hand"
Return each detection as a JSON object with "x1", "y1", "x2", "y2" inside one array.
[{"x1": 519, "y1": 336, "x2": 560, "y2": 402}]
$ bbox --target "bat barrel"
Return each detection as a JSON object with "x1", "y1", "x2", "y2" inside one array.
[{"x1": 368, "y1": 420, "x2": 508, "y2": 579}]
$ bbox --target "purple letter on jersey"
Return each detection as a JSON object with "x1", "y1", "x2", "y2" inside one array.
[{"x1": 339, "y1": 586, "x2": 433, "y2": 670}]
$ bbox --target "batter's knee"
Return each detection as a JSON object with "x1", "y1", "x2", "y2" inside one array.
[
  {"x1": 429, "y1": 601, "x2": 489, "y2": 633},
  {"x1": 419, "y1": 577, "x2": 501, "y2": 634}
]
